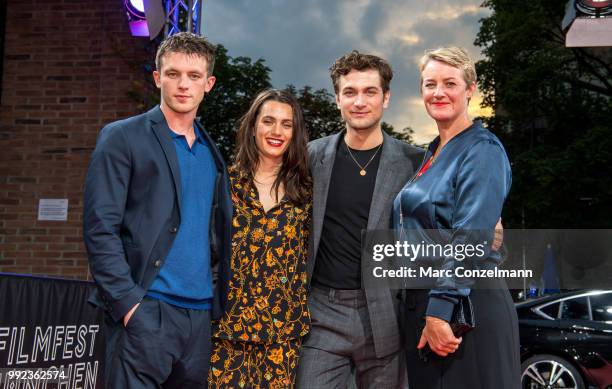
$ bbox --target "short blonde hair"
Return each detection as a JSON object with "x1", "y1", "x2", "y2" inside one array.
[{"x1": 419, "y1": 47, "x2": 477, "y2": 87}]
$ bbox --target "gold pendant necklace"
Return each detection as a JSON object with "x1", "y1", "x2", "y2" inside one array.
[{"x1": 345, "y1": 140, "x2": 383, "y2": 176}]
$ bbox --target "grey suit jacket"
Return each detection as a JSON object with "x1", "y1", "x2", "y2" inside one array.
[{"x1": 307, "y1": 130, "x2": 424, "y2": 358}]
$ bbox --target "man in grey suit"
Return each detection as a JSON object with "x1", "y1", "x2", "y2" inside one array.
[{"x1": 296, "y1": 51, "x2": 424, "y2": 388}]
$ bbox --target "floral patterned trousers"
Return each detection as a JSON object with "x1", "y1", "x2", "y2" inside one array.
[{"x1": 208, "y1": 338, "x2": 302, "y2": 388}]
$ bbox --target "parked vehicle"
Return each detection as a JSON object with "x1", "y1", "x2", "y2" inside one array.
[{"x1": 517, "y1": 290, "x2": 612, "y2": 389}]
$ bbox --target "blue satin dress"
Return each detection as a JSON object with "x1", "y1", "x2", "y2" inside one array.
[{"x1": 394, "y1": 121, "x2": 521, "y2": 389}]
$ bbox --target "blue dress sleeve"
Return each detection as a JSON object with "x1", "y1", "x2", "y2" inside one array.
[{"x1": 426, "y1": 139, "x2": 512, "y2": 321}]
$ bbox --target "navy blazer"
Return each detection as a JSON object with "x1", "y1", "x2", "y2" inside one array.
[{"x1": 83, "y1": 106, "x2": 232, "y2": 322}]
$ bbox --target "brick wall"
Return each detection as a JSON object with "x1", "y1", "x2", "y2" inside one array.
[{"x1": 0, "y1": 0, "x2": 151, "y2": 279}]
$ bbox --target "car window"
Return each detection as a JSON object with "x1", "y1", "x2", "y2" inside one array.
[
  {"x1": 540, "y1": 302, "x2": 561, "y2": 319},
  {"x1": 590, "y1": 293, "x2": 612, "y2": 323},
  {"x1": 560, "y1": 297, "x2": 590, "y2": 320}
]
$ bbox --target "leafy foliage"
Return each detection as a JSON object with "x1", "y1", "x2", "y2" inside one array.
[
  {"x1": 475, "y1": 0, "x2": 612, "y2": 227},
  {"x1": 129, "y1": 44, "x2": 416, "y2": 161},
  {"x1": 198, "y1": 45, "x2": 273, "y2": 159},
  {"x1": 286, "y1": 85, "x2": 415, "y2": 144}
]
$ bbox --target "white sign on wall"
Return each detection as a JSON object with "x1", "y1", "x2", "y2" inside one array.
[{"x1": 38, "y1": 199, "x2": 69, "y2": 221}]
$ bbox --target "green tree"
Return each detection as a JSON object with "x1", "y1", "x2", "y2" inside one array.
[
  {"x1": 286, "y1": 84, "x2": 415, "y2": 144},
  {"x1": 199, "y1": 45, "x2": 272, "y2": 159},
  {"x1": 129, "y1": 44, "x2": 416, "y2": 160},
  {"x1": 383, "y1": 123, "x2": 416, "y2": 145},
  {"x1": 475, "y1": 0, "x2": 612, "y2": 227},
  {"x1": 286, "y1": 85, "x2": 344, "y2": 139}
]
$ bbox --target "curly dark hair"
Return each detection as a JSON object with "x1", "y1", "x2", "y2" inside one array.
[
  {"x1": 329, "y1": 50, "x2": 393, "y2": 94},
  {"x1": 155, "y1": 32, "x2": 217, "y2": 76},
  {"x1": 233, "y1": 89, "x2": 312, "y2": 205}
]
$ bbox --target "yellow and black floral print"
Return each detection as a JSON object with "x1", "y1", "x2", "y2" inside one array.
[
  {"x1": 209, "y1": 338, "x2": 301, "y2": 388},
  {"x1": 213, "y1": 166, "x2": 311, "y2": 344}
]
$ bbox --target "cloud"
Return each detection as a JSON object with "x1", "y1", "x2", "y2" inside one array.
[
  {"x1": 421, "y1": 4, "x2": 484, "y2": 21},
  {"x1": 203, "y1": 0, "x2": 492, "y2": 142},
  {"x1": 468, "y1": 93, "x2": 493, "y2": 118},
  {"x1": 387, "y1": 96, "x2": 438, "y2": 145},
  {"x1": 390, "y1": 92, "x2": 494, "y2": 146},
  {"x1": 399, "y1": 33, "x2": 422, "y2": 46}
]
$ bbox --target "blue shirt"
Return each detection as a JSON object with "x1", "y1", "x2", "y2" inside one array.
[{"x1": 147, "y1": 124, "x2": 217, "y2": 310}]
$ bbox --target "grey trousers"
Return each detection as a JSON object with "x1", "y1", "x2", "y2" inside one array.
[{"x1": 296, "y1": 286, "x2": 406, "y2": 389}]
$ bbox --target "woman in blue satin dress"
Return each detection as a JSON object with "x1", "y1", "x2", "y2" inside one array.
[{"x1": 394, "y1": 47, "x2": 521, "y2": 388}]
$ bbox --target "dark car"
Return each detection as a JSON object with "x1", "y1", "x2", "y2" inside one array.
[{"x1": 517, "y1": 290, "x2": 612, "y2": 389}]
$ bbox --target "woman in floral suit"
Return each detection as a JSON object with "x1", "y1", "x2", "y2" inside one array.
[{"x1": 208, "y1": 89, "x2": 312, "y2": 388}]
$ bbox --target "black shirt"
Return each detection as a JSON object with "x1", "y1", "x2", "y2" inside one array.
[{"x1": 312, "y1": 139, "x2": 382, "y2": 289}]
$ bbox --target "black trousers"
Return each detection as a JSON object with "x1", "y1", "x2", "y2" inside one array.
[
  {"x1": 403, "y1": 278, "x2": 521, "y2": 389},
  {"x1": 103, "y1": 296, "x2": 212, "y2": 389}
]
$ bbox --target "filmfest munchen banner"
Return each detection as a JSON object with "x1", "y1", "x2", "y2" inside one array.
[{"x1": 0, "y1": 274, "x2": 104, "y2": 388}]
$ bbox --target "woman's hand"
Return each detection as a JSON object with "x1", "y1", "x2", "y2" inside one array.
[{"x1": 417, "y1": 316, "x2": 462, "y2": 357}]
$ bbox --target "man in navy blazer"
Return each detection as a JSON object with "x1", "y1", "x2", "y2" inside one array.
[{"x1": 83, "y1": 32, "x2": 231, "y2": 388}]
